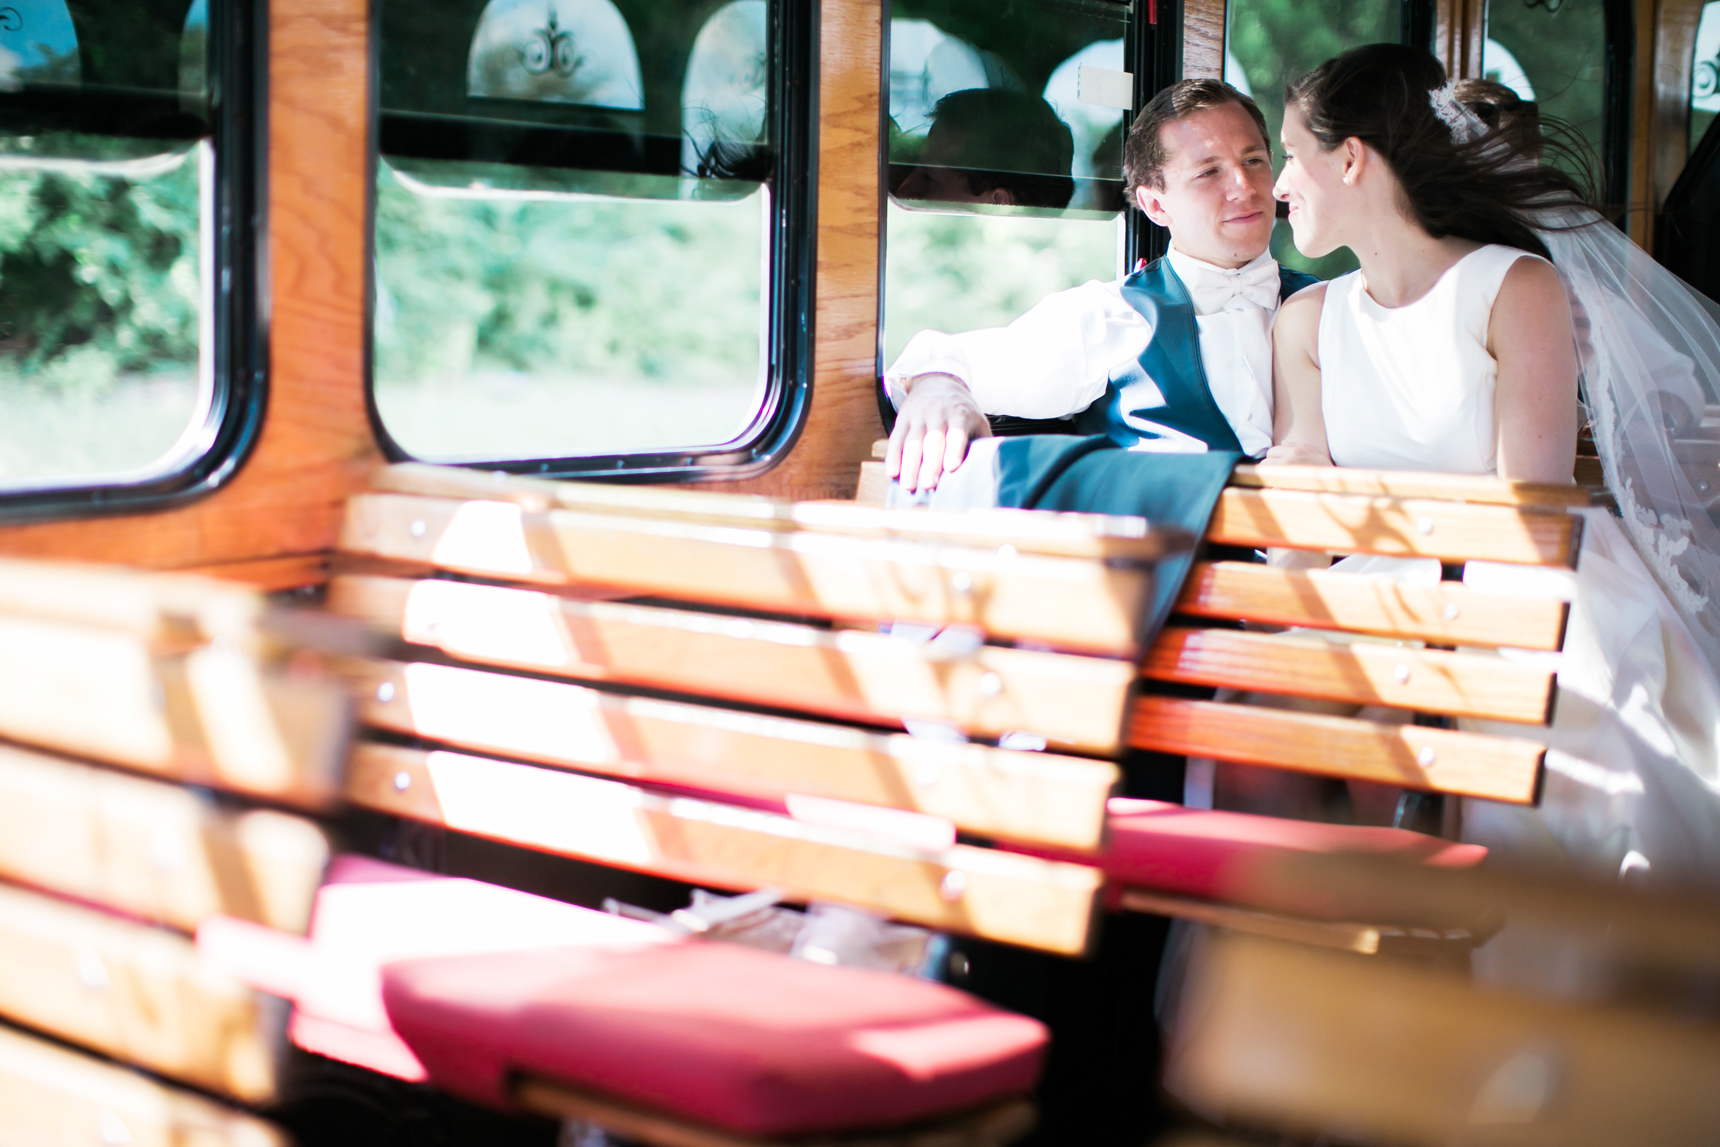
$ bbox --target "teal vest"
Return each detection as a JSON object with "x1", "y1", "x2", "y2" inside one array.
[{"x1": 1073, "y1": 258, "x2": 1319, "y2": 455}]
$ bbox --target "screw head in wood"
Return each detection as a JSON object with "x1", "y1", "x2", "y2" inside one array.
[
  {"x1": 940, "y1": 870, "x2": 967, "y2": 902},
  {"x1": 377, "y1": 681, "x2": 396, "y2": 703},
  {"x1": 1443, "y1": 602, "x2": 1460, "y2": 620},
  {"x1": 1416, "y1": 516, "x2": 1435, "y2": 535},
  {"x1": 1393, "y1": 663, "x2": 1411, "y2": 684},
  {"x1": 1417, "y1": 746, "x2": 1436, "y2": 766},
  {"x1": 394, "y1": 771, "x2": 412, "y2": 792},
  {"x1": 410, "y1": 519, "x2": 427, "y2": 538}
]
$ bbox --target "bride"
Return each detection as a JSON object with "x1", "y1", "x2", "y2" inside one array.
[{"x1": 1263, "y1": 44, "x2": 1720, "y2": 908}]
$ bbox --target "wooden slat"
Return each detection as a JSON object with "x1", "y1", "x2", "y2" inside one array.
[
  {"x1": 0, "y1": 614, "x2": 350, "y2": 807},
  {"x1": 1128, "y1": 696, "x2": 1543, "y2": 803},
  {"x1": 1207, "y1": 487, "x2": 1582, "y2": 567},
  {"x1": 370, "y1": 464, "x2": 1184, "y2": 563},
  {"x1": 1168, "y1": 935, "x2": 1720, "y2": 1146},
  {"x1": 339, "y1": 493, "x2": 1159, "y2": 656},
  {"x1": 1175, "y1": 560, "x2": 1570, "y2": 651},
  {"x1": 1118, "y1": 888, "x2": 1384, "y2": 955},
  {"x1": 0, "y1": 559, "x2": 268, "y2": 646},
  {"x1": 1228, "y1": 465, "x2": 1594, "y2": 507},
  {"x1": 1116, "y1": 889, "x2": 1492, "y2": 957},
  {"x1": 0, "y1": 1020, "x2": 287, "y2": 1146},
  {"x1": 354, "y1": 660, "x2": 1117, "y2": 851},
  {"x1": 1143, "y1": 627, "x2": 1555, "y2": 725},
  {"x1": 0, "y1": 881, "x2": 283, "y2": 1102},
  {"x1": 0, "y1": 744, "x2": 329, "y2": 934},
  {"x1": 1231, "y1": 852, "x2": 1720, "y2": 977},
  {"x1": 347, "y1": 743, "x2": 1104, "y2": 956},
  {"x1": 330, "y1": 575, "x2": 1136, "y2": 752},
  {"x1": 518, "y1": 1078, "x2": 1036, "y2": 1147}
]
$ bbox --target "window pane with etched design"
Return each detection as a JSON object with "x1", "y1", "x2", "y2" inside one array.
[{"x1": 373, "y1": 0, "x2": 797, "y2": 471}]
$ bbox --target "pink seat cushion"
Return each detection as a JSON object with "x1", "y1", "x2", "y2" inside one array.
[
  {"x1": 382, "y1": 942, "x2": 1048, "y2": 1137},
  {"x1": 1022, "y1": 798, "x2": 1485, "y2": 914}
]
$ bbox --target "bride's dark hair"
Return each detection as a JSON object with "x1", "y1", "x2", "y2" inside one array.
[{"x1": 1285, "y1": 43, "x2": 1592, "y2": 261}]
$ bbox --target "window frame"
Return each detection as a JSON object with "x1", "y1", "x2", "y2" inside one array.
[
  {"x1": 0, "y1": 0, "x2": 269, "y2": 523},
  {"x1": 364, "y1": 0, "x2": 818, "y2": 484}
]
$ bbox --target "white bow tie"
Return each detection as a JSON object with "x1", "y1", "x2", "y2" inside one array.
[{"x1": 1179, "y1": 258, "x2": 1281, "y2": 315}]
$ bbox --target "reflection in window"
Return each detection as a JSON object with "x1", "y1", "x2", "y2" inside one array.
[
  {"x1": 1692, "y1": 1, "x2": 1720, "y2": 151},
  {"x1": 1484, "y1": 0, "x2": 1607, "y2": 186},
  {"x1": 467, "y1": 0, "x2": 643, "y2": 109},
  {"x1": 0, "y1": 0, "x2": 217, "y2": 490},
  {"x1": 1224, "y1": 0, "x2": 1398, "y2": 279},
  {"x1": 682, "y1": 0, "x2": 767, "y2": 178},
  {"x1": 884, "y1": 1, "x2": 1126, "y2": 368},
  {"x1": 374, "y1": 0, "x2": 791, "y2": 468}
]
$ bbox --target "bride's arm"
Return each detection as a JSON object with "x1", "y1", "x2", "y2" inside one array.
[
  {"x1": 1265, "y1": 283, "x2": 1331, "y2": 467},
  {"x1": 1490, "y1": 257, "x2": 1579, "y2": 484},
  {"x1": 1265, "y1": 284, "x2": 1332, "y2": 570}
]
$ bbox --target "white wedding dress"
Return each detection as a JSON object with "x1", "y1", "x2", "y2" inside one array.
[{"x1": 1319, "y1": 245, "x2": 1720, "y2": 925}]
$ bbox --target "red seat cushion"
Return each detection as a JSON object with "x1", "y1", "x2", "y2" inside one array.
[
  {"x1": 382, "y1": 942, "x2": 1048, "y2": 1137},
  {"x1": 1021, "y1": 798, "x2": 1486, "y2": 913}
]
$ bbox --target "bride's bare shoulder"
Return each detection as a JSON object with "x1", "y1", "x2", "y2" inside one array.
[{"x1": 1274, "y1": 279, "x2": 1328, "y2": 345}]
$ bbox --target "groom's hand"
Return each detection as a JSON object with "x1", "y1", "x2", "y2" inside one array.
[{"x1": 886, "y1": 373, "x2": 993, "y2": 493}]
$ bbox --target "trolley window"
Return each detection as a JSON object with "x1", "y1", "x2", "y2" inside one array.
[
  {"x1": 0, "y1": 0, "x2": 260, "y2": 514},
  {"x1": 1482, "y1": 0, "x2": 1623, "y2": 199},
  {"x1": 883, "y1": 0, "x2": 1131, "y2": 371},
  {"x1": 1223, "y1": 0, "x2": 1401, "y2": 278},
  {"x1": 372, "y1": 0, "x2": 812, "y2": 479}
]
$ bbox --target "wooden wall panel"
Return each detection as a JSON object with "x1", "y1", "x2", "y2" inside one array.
[
  {"x1": 714, "y1": 0, "x2": 884, "y2": 502},
  {"x1": 0, "y1": 0, "x2": 377, "y2": 586},
  {"x1": 1433, "y1": 0, "x2": 1485, "y2": 81},
  {"x1": 1654, "y1": 0, "x2": 1707, "y2": 213},
  {"x1": 1184, "y1": 0, "x2": 1226, "y2": 80}
]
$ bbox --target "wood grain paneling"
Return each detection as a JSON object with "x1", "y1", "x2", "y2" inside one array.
[
  {"x1": 712, "y1": 0, "x2": 884, "y2": 501},
  {"x1": 1433, "y1": 0, "x2": 1485, "y2": 81},
  {"x1": 1655, "y1": 0, "x2": 1706, "y2": 210},
  {"x1": 1184, "y1": 0, "x2": 1226, "y2": 80},
  {"x1": 0, "y1": 0, "x2": 377, "y2": 582}
]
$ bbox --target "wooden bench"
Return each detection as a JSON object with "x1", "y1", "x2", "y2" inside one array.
[
  {"x1": 863, "y1": 445, "x2": 1589, "y2": 807},
  {"x1": 328, "y1": 464, "x2": 1497, "y2": 961},
  {"x1": 1160, "y1": 853, "x2": 1720, "y2": 1146},
  {"x1": 0, "y1": 554, "x2": 1055, "y2": 1147},
  {"x1": 0, "y1": 560, "x2": 350, "y2": 1141}
]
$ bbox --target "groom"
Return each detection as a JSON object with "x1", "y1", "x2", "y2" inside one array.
[{"x1": 884, "y1": 79, "x2": 1315, "y2": 496}]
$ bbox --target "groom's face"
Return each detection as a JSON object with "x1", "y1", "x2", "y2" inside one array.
[{"x1": 1132, "y1": 104, "x2": 1276, "y2": 268}]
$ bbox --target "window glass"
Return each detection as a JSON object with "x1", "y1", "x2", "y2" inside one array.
[
  {"x1": 374, "y1": 0, "x2": 797, "y2": 471},
  {"x1": 883, "y1": 1, "x2": 1128, "y2": 369},
  {"x1": 0, "y1": 0, "x2": 217, "y2": 491},
  {"x1": 1224, "y1": 0, "x2": 1398, "y2": 279},
  {"x1": 1691, "y1": 1, "x2": 1720, "y2": 151},
  {"x1": 1483, "y1": 0, "x2": 1607, "y2": 182}
]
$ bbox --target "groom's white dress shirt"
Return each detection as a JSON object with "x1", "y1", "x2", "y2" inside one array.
[{"x1": 883, "y1": 246, "x2": 1286, "y2": 458}]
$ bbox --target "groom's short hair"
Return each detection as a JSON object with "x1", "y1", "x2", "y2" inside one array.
[{"x1": 1124, "y1": 79, "x2": 1270, "y2": 195}]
